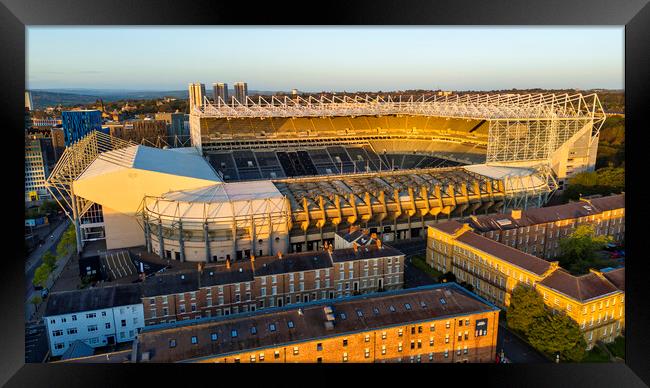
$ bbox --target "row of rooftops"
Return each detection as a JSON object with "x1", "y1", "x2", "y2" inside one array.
[
  {"x1": 135, "y1": 283, "x2": 499, "y2": 363},
  {"x1": 45, "y1": 243, "x2": 404, "y2": 317},
  {"x1": 428, "y1": 195, "x2": 625, "y2": 303},
  {"x1": 431, "y1": 220, "x2": 625, "y2": 302},
  {"x1": 467, "y1": 194, "x2": 624, "y2": 232}
]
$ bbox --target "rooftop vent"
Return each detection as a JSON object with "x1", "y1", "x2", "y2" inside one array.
[{"x1": 496, "y1": 219, "x2": 512, "y2": 226}]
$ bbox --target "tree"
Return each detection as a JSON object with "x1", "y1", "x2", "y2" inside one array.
[
  {"x1": 506, "y1": 285, "x2": 547, "y2": 336},
  {"x1": 42, "y1": 251, "x2": 57, "y2": 269},
  {"x1": 558, "y1": 224, "x2": 611, "y2": 274},
  {"x1": 561, "y1": 167, "x2": 625, "y2": 202},
  {"x1": 527, "y1": 312, "x2": 587, "y2": 362},
  {"x1": 57, "y1": 225, "x2": 76, "y2": 257},
  {"x1": 30, "y1": 295, "x2": 42, "y2": 309},
  {"x1": 38, "y1": 200, "x2": 61, "y2": 215},
  {"x1": 33, "y1": 264, "x2": 51, "y2": 288}
]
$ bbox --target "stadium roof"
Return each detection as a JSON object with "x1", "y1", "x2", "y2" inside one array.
[
  {"x1": 463, "y1": 164, "x2": 550, "y2": 195},
  {"x1": 143, "y1": 181, "x2": 287, "y2": 221},
  {"x1": 194, "y1": 93, "x2": 605, "y2": 122}
]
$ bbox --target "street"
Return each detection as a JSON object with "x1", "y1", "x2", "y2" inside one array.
[
  {"x1": 496, "y1": 319, "x2": 550, "y2": 363},
  {"x1": 24, "y1": 217, "x2": 69, "y2": 299}
]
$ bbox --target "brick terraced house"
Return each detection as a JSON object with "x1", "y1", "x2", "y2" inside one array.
[
  {"x1": 142, "y1": 242, "x2": 405, "y2": 326},
  {"x1": 466, "y1": 194, "x2": 624, "y2": 259}
]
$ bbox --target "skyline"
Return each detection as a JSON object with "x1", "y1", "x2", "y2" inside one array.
[{"x1": 27, "y1": 27, "x2": 624, "y2": 92}]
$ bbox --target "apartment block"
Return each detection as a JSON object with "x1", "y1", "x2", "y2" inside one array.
[
  {"x1": 466, "y1": 194, "x2": 624, "y2": 259},
  {"x1": 135, "y1": 283, "x2": 500, "y2": 363},
  {"x1": 43, "y1": 285, "x2": 144, "y2": 357}
]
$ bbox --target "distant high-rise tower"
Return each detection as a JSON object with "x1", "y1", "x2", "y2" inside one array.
[
  {"x1": 212, "y1": 83, "x2": 228, "y2": 104},
  {"x1": 25, "y1": 90, "x2": 33, "y2": 111},
  {"x1": 233, "y1": 82, "x2": 248, "y2": 104},
  {"x1": 188, "y1": 83, "x2": 206, "y2": 112}
]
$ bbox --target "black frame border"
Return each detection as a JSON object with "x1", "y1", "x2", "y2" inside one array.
[{"x1": 1, "y1": 0, "x2": 649, "y2": 386}]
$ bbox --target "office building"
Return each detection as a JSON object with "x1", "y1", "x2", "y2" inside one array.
[
  {"x1": 43, "y1": 285, "x2": 144, "y2": 357},
  {"x1": 50, "y1": 127, "x2": 65, "y2": 161},
  {"x1": 233, "y1": 82, "x2": 248, "y2": 104},
  {"x1": 25, "y1": 134, "x2": 55, "y2": 202},
  {"x1": 61, "y1": 110, "x2": 104, "y2": 146},
  {"x1": 426, "y1": 213, "x2": 625, "y2": 349},
  {"x1": 135, "y1": 283, "x2": 499, "y2": 363},
  {"x1": 188, "y1": 83, "x2": 206, "y2": 113},
  {"x1": 212, "y1": 83, "x2": 228, "y2": 104},
  {"x1": 25, "y1": 90, "x2": 33, "y2": 111}
]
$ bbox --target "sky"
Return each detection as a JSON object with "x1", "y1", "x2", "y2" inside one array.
[{"x1": 27, "y1": 27, "x2": 624, "y2": 92}]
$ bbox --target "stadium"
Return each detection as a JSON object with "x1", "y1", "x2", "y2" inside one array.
[{"x1": 46, "y1": 92, "x2": 605, "y2": 263}]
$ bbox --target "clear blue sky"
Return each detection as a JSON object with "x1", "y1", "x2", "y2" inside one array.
[{"x1": 27, "y1": 27, "x2": 624, "y2": 92}]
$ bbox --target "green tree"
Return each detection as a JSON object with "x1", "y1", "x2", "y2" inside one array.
[
  {"x1": 42, "y1": 251, "x2": 57, "y2": 269},
  {"x1": 38, "y1": 200, "x2": 61, "y2": 215},
  {"x1": 33, "y1": 264, "x2": 51, "y2": 288},
  {"x1": 30, "y1": 295, "x2": 42, "y2": 308},
  {"x1": 527, "y1": 312, "x2": 587, "y2": 362},
  {"x1": 506, "y1": 285, "x2": 548, "y2": 336},
  {"x1": 562, "y1": 167, "x2": 625, "y2": 202},
  {"x1": 57, "y1": 225, "x2": 76, "y2": 257},
  {"x1": 558, "y1": 224, "x2": 611, "y2": 274}
]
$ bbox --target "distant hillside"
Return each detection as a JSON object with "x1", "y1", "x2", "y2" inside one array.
[{"x1": 31, "y1": 88, "x2": 287, "y2": 109}]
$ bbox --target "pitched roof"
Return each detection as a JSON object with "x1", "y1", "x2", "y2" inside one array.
[
  {"x1": 44, "y1": 284, "x2": 143, "y2": 317},
  {"x1": 467, "y1": 194, "x2": 624, "y2": 232},
  {"x1": 602, "y1": 267, "x2": 625, "y2": 291},
  {"x1": 253, "y1": 252, "x2": 333, "y2": 277},
  {"x1": 455, "y1": 231, "x2": 551, "y2": 276},
  {"x1": 137, "y1": 283, "x2": 498, "y2": 363},
  {"x1": 143, "y1": 270, "x2": 199, "y2": 297},
  {"x1": 538, "y1": 269, "x2": 621, "y2": 302},
  {"x1": 430, "y1": 220, "x2": 467, "y2": 235},
  {"x1": 330, "y1": 245, "x2": 404, "y2": 263}
]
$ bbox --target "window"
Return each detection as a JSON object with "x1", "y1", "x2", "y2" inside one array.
[
  {"x1": 446, "y1": 321, "x2": 450, "y2": 329},
  {"x1": 404, "y1": 303, "x2": 412, "y2": 310},
  {"x1": 417, "y1": 340, "x2": 422, "y2": 349},
  {"x1": 71, "y1": 315, "x2": 77, "y2": 321},
  {"x1": 54, "y1": 343, "x2": 64, "y2": 350},
  {"x1": 389, "y1": 305, "x2": 396, "y2": 313},
  {"x1": 429, "y1": 337, "x2": 434, "y2": 346},
  {"x1": 343, "y1": 339, "x2": 348, "y2": 347},
  {"x1": 340, "y1": 313, "x2": 347, "y2": 320},
  {"x1": 52, "y1": 329, "x2": 63, "y2": 337},
  {"x1": 87, "y1": 325, "x2": 98, "y2": 332},
  {"x1": 398, "y1": 342, "x2": 403, "y2": 352},
  {"x1": 418, "y1": 326, "x2": 423, "y2": 334},
  {"x1": 231, "y1": 329, "x2": 238, "y2": 338},
  {"x1": 101, "y1": 311, "x2": 106, "y2": 317},
  {"x1": 398, "y1": 329, "x2": 403, "y2": 337},
  {"x1": 169, "y1": 339, "x2": 176, "y2": 348},
  {"x1": 250, "y1": 327, "x2": 257, "y2": 335},
  {"x1": 121, "y1": 319, "x2": 126, "y2": 327},
  {"x1": 430, "y1": 324, "x2": 435, "y2": 332},
  {"x1": 365, "y1": 348, "x2": 370, "y2": 358},
  {"x1": 342, "y1": 352, "x2": 348, "y2": 362},
  {"x1": 211, "y1": 333, "x2": 218, "y2": 341},
  {"x1": 85, "y1": 313, "x2": 96, "y2": 319},
  {"x1": 381, "y1": 345, "x2": 387, "y2": 355},
  {"x1": 445, "y1": 334, "x2": 449, "y2": 344},
  {"x1": 317, "y1": 343, "x2": 323, "y2": 351},
  {"x1": 287, "y1": 321, "x2": 295, "y2": 329},
  {"x1": 250, "y1": 355, "x2": 256, "y2": 363},
  {"x1": 373, "y1": 307, "x2": 380, "y2": 315},
  {"x1": 382, "y1": 331, "x2": 387, "y2": 340},
  {"x1": 259, "y1": 353, "x2": 265, "y2": 361},
  {"x1": 66, "y1": 328, "x2": 77, "y2": 335},
  {"x1": 410, "y1": 341, "x2": 415, "y2": 349},
  {"x1": 444, "y1": 349, "x2": 449, "y2": 358},
  {"x1": 356, "y1": 310, "x2": 364, "y2": 317},
  {"x1": 269, "y1": 323, "x2": 276, "y2": 332},
  {"x1": 105, "y1": 323, "x2": 111, "y2": 329},
  {"x1": 293, "y1": 346, "x2": 299, "y2": 356},
  {"x1": 191, "y1": 336, "x2": 198, "y2": 344},
  {"x1": 365, "y1": 334, "x2": 370, "y2": 343},
  {"x1": 274, "y1": 351, "x2": 280, "y2": 359}
]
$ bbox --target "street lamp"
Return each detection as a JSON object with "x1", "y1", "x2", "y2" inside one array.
[{"x1": 555, "y1": 352, "x2": 560, "y2": 363}]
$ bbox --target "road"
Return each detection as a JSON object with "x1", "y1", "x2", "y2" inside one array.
[
  {"x1": 496, "y1": 320, "x2": 550, "y2": 363},
  {"x1": 25, "y1": 323, "x2": 49, "y2": 363},
  {"x1": 25, "y1": 218, "x2": 69, "y2": 299}
]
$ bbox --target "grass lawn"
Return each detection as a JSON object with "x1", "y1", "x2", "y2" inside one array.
[
  {"x1": 410, "y1": 256, "x2": 443, "y2": 280},
  {"x1": 582, "y1": 345, "x2": 611, "y2": 362},
  {"x1": 606, "y1": 336, "x2": 625, "y2": 359}
]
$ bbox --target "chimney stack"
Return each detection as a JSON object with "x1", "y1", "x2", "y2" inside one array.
[
  {"x1": 376, "y1": 238, "x2": 382, "y2": 249},
  {"x1": 250, "y1": 254, "x2": 255, "y2": 264},
  {"x1": 197, "y1": 262, "x2": 205, "y2": 273},
  {"x1": 511, "y1": 209, "x2": 522, "y2": 220},
  {"x1": 277, "y1": 251, "x2": 283, "y2": 260},
  {"x1": 352, "y1": 242, "x2": 358, "y2": 254},
  {"x1": 225, "y1": 258, "x2": 231, "y2": 269}
]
